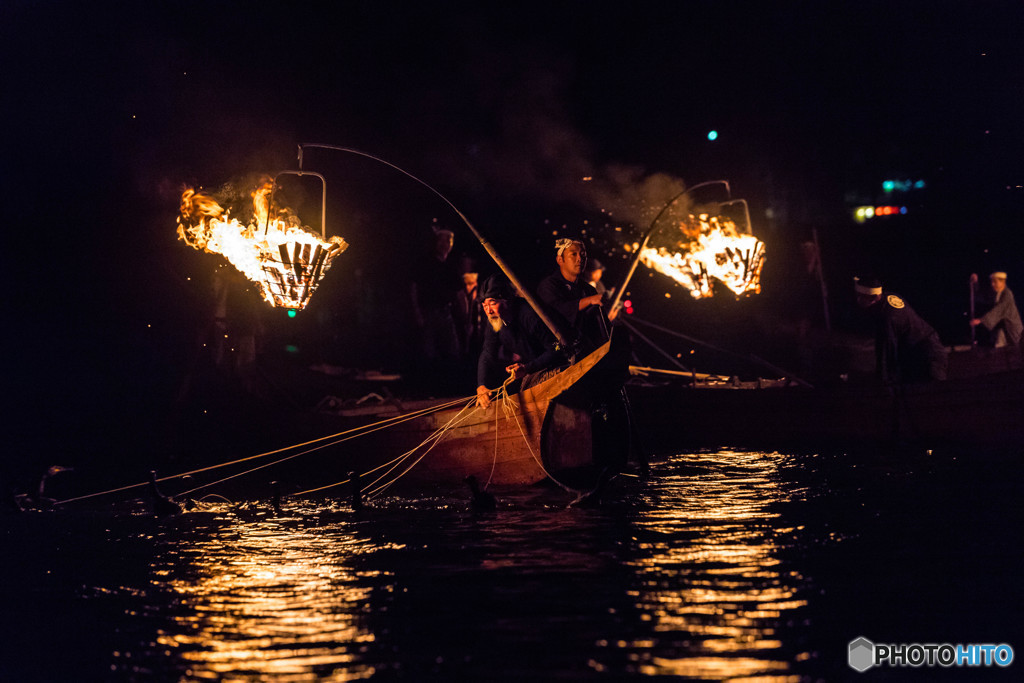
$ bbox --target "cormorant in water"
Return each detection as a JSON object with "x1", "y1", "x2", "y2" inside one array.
[
  {"x1": 148, "y1": 471, "x2": 184, "y2": 516},
  {"x1": 464, "y1": 475, "x2": 497, "y2": 511},
  {"x1": 569, "y1": 467, "x2": 618, "y2": 508},
  {"x1": 12, "y1": 465, "x2": 73, "y2": 511}
]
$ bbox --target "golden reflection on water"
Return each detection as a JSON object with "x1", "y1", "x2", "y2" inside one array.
[
  {"x1": 627, "y1": 450, "x2": 809, "y2": 682},
  {"x1": 149, "y1": 511, "x2": 391, "y2": 682}
]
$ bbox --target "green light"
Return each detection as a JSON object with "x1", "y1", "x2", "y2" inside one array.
[
  {"x1": 287, "y1": 309, "x2": 297, "y2": 318},
  {"x1": 707, "y1": 130, "x2": 718, "y2": 141},
  {"x1": 882, "y1": 180, "x2": 895, "y2": 192},
  {"x1": 285, "y1": 344, "x2": 299, "y2": 354}
]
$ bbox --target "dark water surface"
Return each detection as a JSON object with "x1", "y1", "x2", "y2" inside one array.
[{"x1": 2, "y1": 448, "x2": 1020, "y2": 682}]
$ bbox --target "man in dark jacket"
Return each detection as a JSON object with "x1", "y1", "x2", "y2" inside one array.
[
  {"x1": 476, "y1": 276, "x2": 564, "y2": 408},
  {"x1": 537, "y1": 238, "x2": 608, "y2": 354},
  {"x1": 854, "y1": 275, "x2": 947, "y2": 383}
]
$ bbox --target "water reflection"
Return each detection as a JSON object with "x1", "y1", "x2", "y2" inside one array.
[
  {"x1": 145, "y1": 505, "x2": 387, "y2": 681},
  {"x1": 114, "y1": 451, "x2": 815, "y2": 681},
  {"x1": 9, "y1": 445, "x2": 1017, "y2": 680},
  {"x1": 624, "y1": 450, "x2": 809, "y2": 681}
]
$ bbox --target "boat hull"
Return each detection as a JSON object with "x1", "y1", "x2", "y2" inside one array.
[
  {"x1": 313, "y1": 332, "x2": 632, "y2": 492},
  {"x1": 628, "y1": 369, "x2": 1024, "y2": 453}
]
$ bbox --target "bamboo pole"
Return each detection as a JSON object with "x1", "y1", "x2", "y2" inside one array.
[
  {"x1": 298, "y1": 143, "x2": 573, "y2": 355},
  {"x1": 608, "y1": 180, "x2": 731, "y2": 318}
]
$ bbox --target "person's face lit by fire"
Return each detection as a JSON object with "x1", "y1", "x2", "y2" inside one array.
[
  {"x1": 482, "y1": 297, "x2": 506, "y2": 331},
  {"x1": 463, "y1": 272, "x2": 478, "y2": 291},
  {"x1": 991, "y1": 275, "x2": 1007, "y2": 295},
  {"x1": 557, "y1": 242, "x2": 587, "y2": 281}
]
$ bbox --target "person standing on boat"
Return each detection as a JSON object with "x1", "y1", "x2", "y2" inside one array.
[
  {"x1": 584, "y1": 258, "x2": 619, "y2": 321},
  {"x1": 453, "y1": 260, "x2": 485, "y2": 360},
  {"x1": 537, "y1": 238, "x2": 609, "y2": 354},
  {"x1": 854, "y1": 275, "x2": 948, "y2": 383},
  {"x1": 540, "y1": 239, "x2": 643, "y2": 472},
  {"x1": 475, "y1": 276, "x2": 564, "y2": 409},
  {"x1": 969, "y1": 271, "x2": 1023, "y2": 349},
  {"x1": 410, "y1": 221, "x2": 462, "y2": 386}
]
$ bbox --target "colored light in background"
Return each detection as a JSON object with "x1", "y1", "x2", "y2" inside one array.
[{"x1": 707, "y1": 130, "x2": 718, "y2": 141}]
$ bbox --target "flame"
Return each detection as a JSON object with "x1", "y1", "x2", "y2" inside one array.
[
  {"x1": 177, "y1": 182, "x2": 348, "y2": 310},
  {"x1": 638, "y1": 214, "x2": 765, "y2": 299}
]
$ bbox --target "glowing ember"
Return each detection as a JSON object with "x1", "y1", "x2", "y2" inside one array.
[
  {"x1": 177, "y1": 181, "x2": 348, "y2": 310},
  {"x1": 638, "y1": 214, "x2": 765, "y2": 298}
]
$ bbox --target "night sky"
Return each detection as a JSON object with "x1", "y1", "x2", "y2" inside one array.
[{"x1": 4, "y1": 1, "x2": 1024, "y2": 471}]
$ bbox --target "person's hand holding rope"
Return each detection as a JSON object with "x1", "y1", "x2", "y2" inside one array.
[{"x1": 506, "y1": 362, "x2": 526, "y2": 380}]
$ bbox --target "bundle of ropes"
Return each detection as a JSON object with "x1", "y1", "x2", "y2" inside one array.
[{"x1": 51, "y1": 379, "x2": 579, "y2": 511}]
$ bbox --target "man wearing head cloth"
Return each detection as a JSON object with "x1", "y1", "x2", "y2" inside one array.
[
  {"x1": 475, "y1": 275, "x2": 564, "y2": 408},
  {"x1": 854, "y1": 275, "x2": 948, "y2": 383},
  {"x1": 969, "y1": 271, "x2": 1023, "y2": 349},
  {"x1": 536, "y1": 238, "x2": 608, "y2": 353}
]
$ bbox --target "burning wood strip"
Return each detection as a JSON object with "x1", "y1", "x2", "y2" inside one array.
[
  {"x1": 289, "y1": 243, "x2": 307, "y2": 284},
  {"x1": 300, "y1": 245, "x2": 327, "y2": 305}
]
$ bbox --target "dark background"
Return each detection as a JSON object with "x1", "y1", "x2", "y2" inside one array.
[{"x1": 4, "y1": 1, "x2": 1023, "y2": 484}]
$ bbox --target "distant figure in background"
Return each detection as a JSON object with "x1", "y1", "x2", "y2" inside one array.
[
  {"x1": 410, "y1": 221, "x2": 462, "y2": 366},
  {"x1": 453, "y1": 260, "x2": 484, "y2": 360},
  {"x1": 790, "y1": 239, "x2": 827, "y2": 379},
  {"x1": 475, "y1": 275, "x2": 563, "y2": 409},
  {"x1": 854, "y1": 275, "x2": 947, "y2": 383},
  {"x1": 584, "y1": 258, "x2": 611, "y2": 299},
  {"x1": 584, "y1": 258, "x2": 618, "y2": 321},
  {"x1": 537, "y1": 238, "x2": 608, "y2": 354},
  {"x1": 969, "y1": 271, "x2": 1022, "y2": 349}
]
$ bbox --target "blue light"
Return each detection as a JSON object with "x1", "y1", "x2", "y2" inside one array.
[
  {"x1": 707, "y1": 130, "x2": 718, "y2": 141},
  {"x1": 883, "y1": 180, "x2": 895, "y2": 192}
]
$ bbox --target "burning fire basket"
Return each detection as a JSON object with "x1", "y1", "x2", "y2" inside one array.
[
  {"x1": 178, "y1": 171, "x2": 348, "y2": 311},
  {"x1": 261, "y1": 238, "x2": 347, "y2": 309}
]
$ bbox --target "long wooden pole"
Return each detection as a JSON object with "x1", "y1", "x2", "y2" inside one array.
[
  {"x1": 297, "y1": 144, "x2": 572, "y2": 353},
  {"x1": 969, "y1": 278, "x2": 976, "y2": 345},
  {"x1": 811, "y1": 227, "x2": 831, "y2": 333}
]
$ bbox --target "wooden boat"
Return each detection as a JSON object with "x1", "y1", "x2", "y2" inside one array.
[
  {"x1": 626, "y1": 360, "x2": 1024, "y2": 453},
  {"x1": 299, "y1": 329, "x2": 633, "y2": 493}
]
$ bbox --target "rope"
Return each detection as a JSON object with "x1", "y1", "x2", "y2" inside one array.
[
  {"x1": 293, "y1": 393, "x2": 483, "y2": 498},
  {"x1": 52, "y1": 394, "x2": 474, "y2": 506},
  {"x1": 365, "y1": 397, "x2": 484, "y2": 498}
]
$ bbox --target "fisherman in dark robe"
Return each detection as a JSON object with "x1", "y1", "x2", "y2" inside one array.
[
  {"x1": 475, "y1": 275, "x2": 564, "y2": 409},
  {"x1": 970, "y1": 271, "x2": 1023, "y2": 349},
  {"x1": 537, "y1": 238, "x2": 609, "y2": 355},
  {"x1": 854, "y1": 275, "x2": 948, "y2": 383}
]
